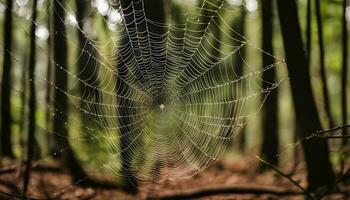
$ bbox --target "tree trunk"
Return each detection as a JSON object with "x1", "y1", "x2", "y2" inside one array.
[
  {"x1": 292, "y1": 0, "x2": 312, "y2": 174},
  {"x1": 276, "y1": 0, "x2": 334, "y2": 191},
  {"x1": 22, "y1": 0, "x2": 38, "y2": 197},
  {"x1": 52, "y1": 0, "x2": 90, "y2": 183},
  {"x1": 0, "y1": 0, "x2": 14, "y2": 158},
  {"x1": 315, "y1": 0, "x2": 334, "y2": 128},
  {"x1": 117, "y1": 0, "x2": 166, "y2": 192},
  {"x1": 260, "y1": 0, "x2": 278, "y2": 169},
  {"x1": 19, "y1": 51, "x2": 28, "y2": 162},
  {"x1": 341, "y1": 0, "x2": 348, "y2": 145},
  {"x1": 75, "y1": 0, "x2": 100, "y2": 131},
  {"x1": 118, "y1": 0, "x2": 142, "y2": 193},
  {"x1": 306, "y1": 0, "x2": 312, "y2": 65},
  {"x1": 233, "y1": 7, "x2": 247, "y2": 152},
  {"x1": 291, "y1": 0, "x2": 313, "y2": 173},
  {"x1": 45, "y1": 0, "x2": 53, "y2": 154}
]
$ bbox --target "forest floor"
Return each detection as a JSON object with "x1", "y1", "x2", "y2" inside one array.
[{"x1": 0, "y1": 157, "x2": 348, "y2": 200}]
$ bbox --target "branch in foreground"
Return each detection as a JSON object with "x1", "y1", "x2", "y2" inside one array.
[
  {"x1": 310, "y1": 124, "x2": 350, "y2": 140},
  {"x1": 256, "y1": 156, "x2": 314, "y2": 200}
]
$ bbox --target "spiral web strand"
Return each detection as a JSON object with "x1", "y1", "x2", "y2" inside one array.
[{"x1": 1, "y1": 0, "x2": 284, "y2": 193}]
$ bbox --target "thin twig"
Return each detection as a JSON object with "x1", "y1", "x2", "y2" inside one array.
[
  {"x1": 256, "y1": 155, "x2": 315, "y2": 200},
  {"x1": 275, "y1": 125, "x2": 350, "y2": 160},
  {"x1": 318, "y1": 168, "x2": 350, "y2": 200},
  {"x1": 315, "y1": 124, "x2": 350, "y2": 135},
  {"x1": 321, "y1": 135, "x2": 350, "y2": 139}
]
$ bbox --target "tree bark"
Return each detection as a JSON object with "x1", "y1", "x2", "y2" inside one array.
[
  {"x1": 233, "y1": 6, "x2": 247, "y2": 152},
  {"x1": 315, "y1": 0, "x2": 334, "y2": 128},
  {"x1": 75, "y1": 0, "x2": 100, "y2": 132},
  {"x1": 260, "y1": 0, "x2": 278, "y2": 169},
  {"x1": 306, "y1": 0, "x2": 312, "y2": 65},
  {"x1": 0, "y1": 0, "x2": 14, "y2": 158},
  {"x1": 118, "y1": 0, "x2": 142, "y2": 193},
  {"x1": 45, "y1": 0, "x2": 53, "y2": 153},
  {"x1": 52, "y1": 0, "x2": 68, "y2": 158},
  {"x1": 52, "y1": 0, "x2": 90, "y2": 183},
  {"x1": 22, "y1": 0, "x2": 38, "y2": 197},
  {"x1": 276, "y1": 0, "x2": 334, "y2": 191},
  {"x1": 291, "y1": 0, "x2": 313, "y2": 174},
  {"x1": 117, "y1": 0, "x2": 167, "y2": 192},
  {"x1": 341, "y1": 0, "x2": 348, "y2": 145},
  {"x1": 19, "y1": 51, "x2": 28, "y2": 161}
]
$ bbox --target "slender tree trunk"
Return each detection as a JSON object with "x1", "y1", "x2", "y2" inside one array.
[
  {"x1": 292, "y1": 0, "x2": 313, "y2": 174},
  {"x1": 231, "y1": 6, "x2": 246, "y2": 151},
  {"x1": 341, "y1": 0, "x2": 348, "y2": 145},
  {"x1": 52, "y1": 0, "x2": 90, "y2": 183},
  {"x1": 46, "y1": 0, "x2": 53, "y2": 154},
  {"x1": 75, "y1": 0, "x2": 100, "y2": 131},
  {"x1": 292, "y1": 0, "x2": 313, "y2": 173},
  {"x1": 118, "y1": 0, "x2": 166, "y2": 192},
  {"x1": 226, "y1": 4, "x2": 247, "y2": 152},
  {"x1": 118, "y1": 0, "x2": 140, "y2": 193},
  {"x1": 19, "y1": 51, "x2": 28, "y2": 162},
  {"x1": 52, "y1": 0, "x2": 67, "y2": 159},
  {"x1": 276, "y1": 0, "x2": 334, "y2": 191},
  {"x1": 306, "y1": 0, "x2": 312, "y2": 65},
  {"x1": 22, "y1": 0, "x2": 38, "y2": 197},
  {"x1": 315, "y1": 0, "x2": 334, "y2": 128},
  {"x1": 260, "y1": 0, "x2": 278, "y2": 169},
  {"x1": 0, "y1": 0, "x2": 14, "y2": 158},
  {"x1": 340, "y1": 0, "x2": 349, "y2": 174}
]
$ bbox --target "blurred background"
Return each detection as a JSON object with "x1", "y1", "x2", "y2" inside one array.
[{"x1": 0, "y1": 0, "x2": 349, "y2": 199}]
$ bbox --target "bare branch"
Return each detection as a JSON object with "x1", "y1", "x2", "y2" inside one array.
[{"x1": 256, "y1": 156, "x2": 314, "y2": 200}]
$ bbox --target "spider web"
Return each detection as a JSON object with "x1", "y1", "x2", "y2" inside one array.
[{"x1": 1, "y1": 0, "x2": 285, "y2": 194}]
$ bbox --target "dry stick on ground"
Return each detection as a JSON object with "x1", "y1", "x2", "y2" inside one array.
[
  {"x1": 0, "y1": 166, "x2": 16, "y2": 174},
  {"x1": 0, "y1": 190, "x2": 44, "y2": 200},
  {"x1": 155, "y1": 184, "x2": 304, "y2": 200}
]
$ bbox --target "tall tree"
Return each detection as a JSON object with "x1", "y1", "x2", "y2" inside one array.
[
  {"x1": 276, "y1": 0, "x2": 334, "y2": 191},
  {"x1": 52, "y1": 0, "x2": 68, "y2": 161},
  {"x1": 306, "y1": 0, "x2": 312, "y2": 65},
  {"x1": 19, "y1": 51, "x2": 28, "y2": 160},
  {"x1": 75, "y1": 0, "x2": 100, "y2": 130},
  {"x1": 22, "y1": 0, "x2": 38, "y2": 196},
  {"x1": 45, "y1": 0, "x2": 53, "y2": 153},
  {"x1": 315, "y1": 0, "x2": 334, "y2": 128},
  {"x1": 260, "y1": 0, "x2": 278, "y2": 169},
  {"x1": 52, "y1": 0, "x2": 90, "y2": 183},
  {"x1": 118, "y1": 0, "x2": 166, "y2": 192},
  {"x1": 291, "y1": 0, "x2": 313, "y2": 172},
  {"x1": 118, "y1": 0, "x2": 142, "y2": 192},
  {"x1": 0, "y1": 0, "x2": 14, "y2": 158},
  {"x1": 233, "y1": 6, "x2": 247, "y2": 151},
  {"x1": 341, "y1": 0, "x2": 348, "y2": 145}
]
